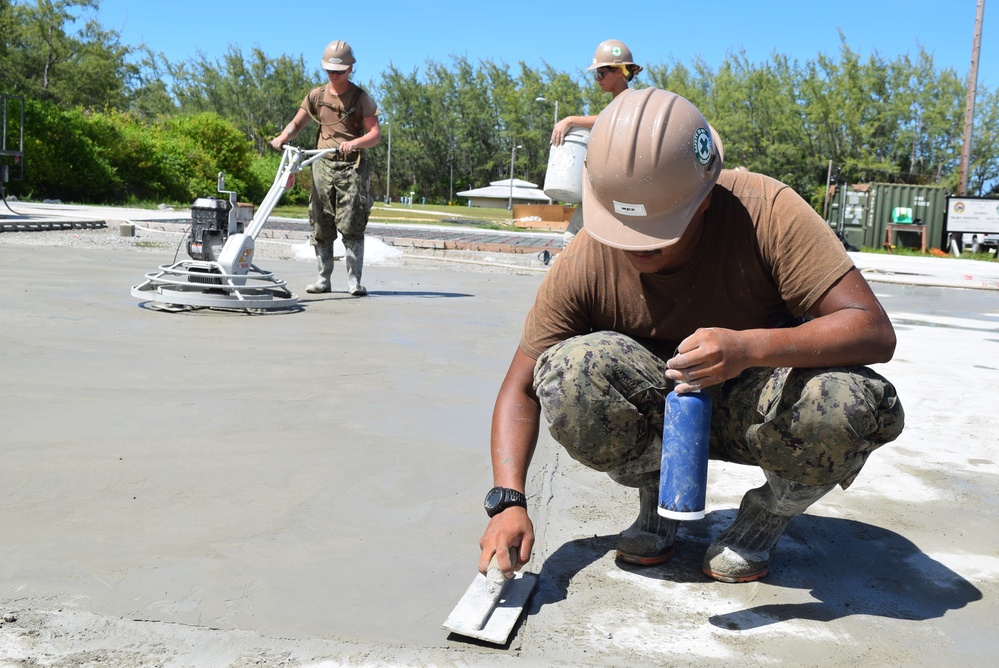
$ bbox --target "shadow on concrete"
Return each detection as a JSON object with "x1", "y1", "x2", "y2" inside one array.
[
  {"x1": 702, "y1": 514, "x2": 983, "y2": 630},
  {"x1": 531, "y1": 512, "x2": 982, "y2": 629},
  {"x1": 299, "y1": 290, "x2": 473, "y2": 300},
  {"x1": 528, "y1": 533, "x2": 619, "y2": 613},
  {"x1": 135, "y1": 301, "x2": 304, "y2": 315}
]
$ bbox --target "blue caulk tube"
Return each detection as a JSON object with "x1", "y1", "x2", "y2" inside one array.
[{"x1": 658, "y1": 389, "x2": 712, "y2": 520}]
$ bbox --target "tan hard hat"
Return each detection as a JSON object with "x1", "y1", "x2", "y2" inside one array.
[
  {"x1": 581, "y1": 88, "x2": 724, "y2": 251},
  {"x1": 588, "y1": 39, "x2": 637, "y2": 70},
  {"x1": 321, "y1": 40, "x2": 355, "y2": 71}
]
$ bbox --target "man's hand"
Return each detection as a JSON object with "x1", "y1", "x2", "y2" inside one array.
[
  {"x1": 550, "y1": 118, "x2": 575, "y2": 146},
  {"x1": 666, "y1": 327, "x2": 750, "y2": 393},
  {"x1": 666, "y1": 269, "x2": 899, "y2": 393},
  {"x1": 479, "y1": 506, "x2": 534, "y2": 578}
]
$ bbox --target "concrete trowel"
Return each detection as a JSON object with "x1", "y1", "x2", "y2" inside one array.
[{"x1": 443, "y1": 550, "x2": 538, "y2": 645}]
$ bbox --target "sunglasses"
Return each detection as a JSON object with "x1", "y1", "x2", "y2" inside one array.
[{"x1": 594, "y1": 66, "x2": 622, "y2": 81}]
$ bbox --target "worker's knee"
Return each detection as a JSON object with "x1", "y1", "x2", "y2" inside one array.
[
  {"x1": 748, "y1": 367, "x2": 905, "y2": 486},
  {"x1": 534, "y1": 332, "x2": 668, "y2": 472}
]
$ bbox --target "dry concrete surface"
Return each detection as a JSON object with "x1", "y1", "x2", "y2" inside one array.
[{"x1": 1, "y1": 219, "x2": 998, "y2": 667}]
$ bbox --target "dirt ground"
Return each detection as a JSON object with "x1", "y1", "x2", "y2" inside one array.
[{"x1": 1, "y1": 225, "x2": 997, "y2": 667}]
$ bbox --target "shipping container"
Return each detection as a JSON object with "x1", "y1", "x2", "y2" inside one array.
[
  {"x1": 828, "y1": 182, "x2": 950, "y2": 251},
  {"x1": 827, "y1": 185, "x2": 871, "y2": 250},
  {"x1": 865, "y1": 183, "x2": 950, "y2": 251}
]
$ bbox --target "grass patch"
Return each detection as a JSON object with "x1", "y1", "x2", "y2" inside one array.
[
  {"x1": 860, "y1": 245, "x2": 998, "y2": 262},
  {"x1": 269, "y1": 202, "x2": 515, "y2": 230}
]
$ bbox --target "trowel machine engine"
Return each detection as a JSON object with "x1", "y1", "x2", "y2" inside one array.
[
  {"x1": 131, "y1": 145, "x2": 338, "y2": 311},
  {"x1": 188, "y1": 196, "x2": 248, "y2": 262}
]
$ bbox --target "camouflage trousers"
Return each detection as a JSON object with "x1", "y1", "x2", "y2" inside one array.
[
  {"x1": 534, "y1": 331, "x2": 905, "y2": 489},
  {"x1": 308, "y1": 156, "x2": 372, "y2": 247}
]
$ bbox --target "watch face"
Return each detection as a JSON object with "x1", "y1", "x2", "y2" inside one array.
[{"x1": 484, "y1": 487, "x2": 504, "y2": 511}]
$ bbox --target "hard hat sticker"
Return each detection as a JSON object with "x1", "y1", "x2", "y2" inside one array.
[
  {"x1": 611, "y1": 46, "x2": 623, "y2": 57},
  {"x1": 613, "y1": 201, "x2": 648, "y2": 217},
  {"x1": 693, "y1": 128, "x2": 712, "y2": 166}
]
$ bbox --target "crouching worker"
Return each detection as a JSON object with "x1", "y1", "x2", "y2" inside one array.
[{"x1": 478, "y1": 87, "x2": 904, "y2": 583}]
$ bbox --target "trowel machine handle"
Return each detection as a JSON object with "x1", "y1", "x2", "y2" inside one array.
[{"x1": 215, "y1": 145, "x2": 340, "y2": 276}]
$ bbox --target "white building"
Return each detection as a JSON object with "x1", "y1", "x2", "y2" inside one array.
[{"x1": 457, "y1": 178, "x2": 551, "y2": 209}]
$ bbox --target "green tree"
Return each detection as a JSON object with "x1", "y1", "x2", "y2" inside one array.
[
  {"x1": 6, "y1": 7, "x2": 998, "y2": 207},
  {"x1": 10, "y1": 98, "x2": 120, "y2": 201},
  {"x1": 127, "y1": 48, "x2": 177, "y2": 119},
  {"x1": 2, "y1": 0, "x2": 135, "y2": 109},
  {"x1": 448, "y1": 56, "x2": 505, "y2": 201},
  {"x1": 170, "y1": 45, "x2": 316, "y2": 154},
  {"x1": 965, "y1": 86, "x2": 999, "y2": 196},
  {"x1": 707, "y1": 53, "x2": 818, "y2": 192},
  {"x1": 163, "y1": 112, "x2": 263, "y2": 201}
]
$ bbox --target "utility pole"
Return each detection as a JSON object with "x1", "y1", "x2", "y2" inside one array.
[
  {"x1": 385, "y1": 121, "x2": 392, "y2": 203},
  {"x1": 822, "y1": 159, "x2": 834, "y2": 221},
  {"x1": 958, "y1": 0, "x2": 986, "y2": 196}
]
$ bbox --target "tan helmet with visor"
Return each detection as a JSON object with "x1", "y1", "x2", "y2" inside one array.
[
  {"x1": 321, "y1": 40, "x2": 355, "y2": 72},
  {"x1": 581, "y1": 88, "x2": 724, "y2": 251},
  {"x1": 588, "y1": 39, "x2": 636, "y2": 69}
]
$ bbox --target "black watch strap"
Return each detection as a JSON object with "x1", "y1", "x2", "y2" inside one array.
[{"x1": 484, "y1": 486, "x2": 527, "y2": 517}]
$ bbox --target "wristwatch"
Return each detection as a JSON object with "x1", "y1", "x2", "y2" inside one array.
[{"x1": 483, "y1": 486, "x2": 527, "y2": 517}]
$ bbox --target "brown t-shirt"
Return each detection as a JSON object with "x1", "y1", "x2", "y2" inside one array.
[
  {"x1": 301, "y1": 83, "x2": 378, "y2": 150},
  {"x1": 520, "y1": 169, "x2": 855, "y2": 359}
]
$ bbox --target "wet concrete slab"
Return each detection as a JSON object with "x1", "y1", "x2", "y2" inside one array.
[{"x1": 0, "y1": 246, "x2": 539, "y2": 649}]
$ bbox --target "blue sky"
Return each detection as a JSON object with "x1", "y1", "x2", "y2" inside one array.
[{"x1": 91, "y1": 0, "x2": 994, "y2": 90}]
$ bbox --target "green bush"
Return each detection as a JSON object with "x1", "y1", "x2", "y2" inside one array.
[
  {"x1": 10, "y1": 99, "x2": 122, "y2": 202},
  {"x1": 7, "y1": 103, "x2": 265, "y2": 205},
  {"x1": 163, "y1": 113, "x2": 265, "y2": 203},
  {"x1": 90, "y1": 109, "x2": 200, "y2": 203},
  {"x1": 249, "y1": 152, "x2": 311, "y2": 206}
]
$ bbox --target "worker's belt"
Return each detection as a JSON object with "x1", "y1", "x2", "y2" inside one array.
[{"x1": 324, "y1": 149, "x2": 362, "y2": 163}]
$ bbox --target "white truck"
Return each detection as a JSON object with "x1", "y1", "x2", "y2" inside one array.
[{"x1": 946, "y1": 196, "x2": 999, "y2": 254}]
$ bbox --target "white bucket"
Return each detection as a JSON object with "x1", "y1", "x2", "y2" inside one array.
[{"x1": 543, "y1": 127, "x2": 590, "y2": 203}]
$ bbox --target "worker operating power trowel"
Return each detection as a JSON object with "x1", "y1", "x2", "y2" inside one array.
[
  {"x1": 131, "y1": 145, "x2": 339, "y2": 312},
  {"x1": 269, "y1": 39, "x2": 383, "y2": 297}
]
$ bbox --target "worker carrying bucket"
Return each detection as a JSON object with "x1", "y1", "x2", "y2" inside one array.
[
  {"x1": 477, "y1": 86, "x2": 904, "y2": 589},
  {"x1": 542, "y1": 39, "x2": 644, "y2": 244},
  {"x1": 542, "y1": 127, "x2": 590, "y2": 203}
]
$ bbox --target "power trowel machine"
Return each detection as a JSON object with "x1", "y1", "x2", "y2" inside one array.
[{"x1": 131, "y1": 145, "x2": 337, "y2": 312}]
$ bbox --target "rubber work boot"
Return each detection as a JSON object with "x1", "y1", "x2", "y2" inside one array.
[
  {"x1": 306, "y1": 243, "x2": 336, "y2": 293},
  {"x1": 616, "y1": 483, "x2": 680, "y2": 566},
  {"x1": 702, "y1": 471, "x2": 838, "y2": 583},
  {"x1": 344, "y1": 237, "x2": 367, "y2": 296}
]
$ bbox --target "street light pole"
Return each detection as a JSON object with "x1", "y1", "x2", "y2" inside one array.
[
  {"x1": 508, "y1": 143, "x2": 522, "y2": 211},
  {"x1": 535, "y1": 96, "x2": 559, "y2": 127}
]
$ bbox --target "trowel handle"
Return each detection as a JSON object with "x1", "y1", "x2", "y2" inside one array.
[{"x1": 486, "y1": 548, "x2": 518, "y2": 583}]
